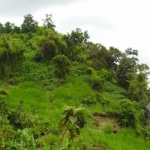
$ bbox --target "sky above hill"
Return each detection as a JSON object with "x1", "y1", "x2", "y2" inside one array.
[{"x1": 0, "y1": 0, "x2": 150, "y2": 67}]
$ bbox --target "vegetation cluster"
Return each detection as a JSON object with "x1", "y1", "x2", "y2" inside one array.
[{"x1": 0, "y1": 14, "x2": 150, "y2": 149}]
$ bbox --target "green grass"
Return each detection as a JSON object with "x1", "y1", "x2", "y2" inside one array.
[
  {"x1": 53, "y1": 78, "x2": 95, "y2": 100},
  {"x1": 2, "y1": 79, "x2": 150, "y2": 149},
  {"x1": 5, "y1": 82, "x2": 50, "y2": 121},
  {"x1": 81, "y1": 127, "x2": 150, "y2": 150},
  {"x1": 4, "y1": 79, "x2": 96, "y2": 123},
  {"x1": 48, "y1": 78, "x2": 96, "y2": 124}
]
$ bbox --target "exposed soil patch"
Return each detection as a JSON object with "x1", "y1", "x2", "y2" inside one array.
[
  {"x1": 93, "y1": 113, "x2": 119, "y2": 133},
  {"x1": 92, "y1": 144, "x2": 106, "y2": 150}
]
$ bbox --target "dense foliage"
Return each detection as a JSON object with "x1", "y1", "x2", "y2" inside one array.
[{"x1": 0, "y1": 14, "x2": 150, "y2": 149}]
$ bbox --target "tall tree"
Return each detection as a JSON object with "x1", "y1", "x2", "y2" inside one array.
[
  {"x1": 21, "y1": 14, "x2": 38, "y2": 33},
  {"x1": 13, "y1": 26, "x2": 20, "y2": 34},
  {"x1": 117, "y1": 48, "x2": 138, "y2": 89},
  {"x1": 87, "y1": 43, "x2": 109, "y2": 69},
  {"x1": 0, "y1": 36, "x2": 24, "y2": 78},
  {"x1": 43, "y1": 14, "x2": 55, "y2": 30},
  {"x1": 63, "y1": 28, "x2": 89, "y2": 61},
  {"x1": 128, "y1": 64, "x2": 149, "y2": 101},
  {"x1": 70, "y1": 28, "x2": 85, "y2": 44},
  {"x1": 106, "y1": 47, "x2": 122, "y2": 71},
  {"x1": 4, "y1": 22, "x2": 13, "y2": 33},
  {"x1": 0, "y1": 23, "x2": 4, "y2": 34}
]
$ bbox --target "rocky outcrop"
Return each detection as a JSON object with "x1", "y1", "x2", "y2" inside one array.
[{"x1": 146, "y1": 103, "x2": 150, "y2": 126}]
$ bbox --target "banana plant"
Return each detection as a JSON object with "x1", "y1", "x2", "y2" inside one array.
[{"x1": 59, "y1": 106, "x2": 88, "y2": 147}]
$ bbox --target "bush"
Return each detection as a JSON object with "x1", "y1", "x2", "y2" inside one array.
[
  {"x1": 53, "y1": 55, "x2": 71, "y2": 80},
  {"x1": 8, "y1": 100, "x2": 39, "y2": 129},
  {"x1": 40, "y1": 40, "x2": 57, "y2": 60},
  {"x1": 87, "y1": 67, "x2": 103, "y2": 90},
  {"x1": 118, "y1": 99, "x2": 145, "y2": 128}
]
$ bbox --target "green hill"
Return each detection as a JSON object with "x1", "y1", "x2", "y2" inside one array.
[{"x1": 0, "y1": 14, "x2": 150, "y2": 150}]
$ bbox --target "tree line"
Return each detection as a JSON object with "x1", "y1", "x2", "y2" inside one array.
[
  {"x1": 0, "y1": 14, "x2": 55, "y2": 34},
  {"x1": 0, "y1": 13, "x2": 149, "y2": 101}
]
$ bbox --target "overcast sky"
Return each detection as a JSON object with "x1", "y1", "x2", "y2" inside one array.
[{"x1": 0, "y1": 0, "x2": 150, "y2": 67}]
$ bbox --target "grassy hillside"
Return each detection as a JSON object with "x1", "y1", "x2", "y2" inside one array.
[
  {"x1": 0, "y1": 14, "x2": 150, "y2": 149},
  {"x1": 1, "y1": 79, "x2": 150, "y2": 150}
]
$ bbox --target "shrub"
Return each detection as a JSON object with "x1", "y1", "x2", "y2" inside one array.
[
  {"x1": 8, "y1": 100, "x2": 39, "y2": 129},
  {"x1": 118, "y1": 99, "x2": 145, "y2": 128},
  {"x1": 53, "y1": 55, "x2": 71, "y2": 80}
]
